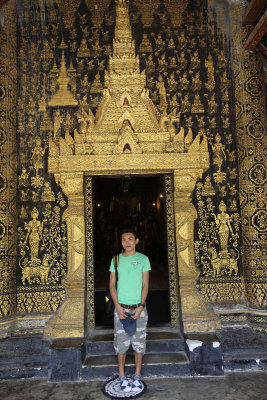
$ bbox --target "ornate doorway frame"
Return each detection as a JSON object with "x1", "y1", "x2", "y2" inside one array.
[
  {"x1": 44, "y1": 153, "x2": 221, "y2": 338},
  {"x1": 84, "y1": 174, "x2": 180, "y2": 330}
]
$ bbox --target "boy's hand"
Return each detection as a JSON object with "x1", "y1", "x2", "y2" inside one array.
[
  {"x1": 116, "y1": 305, "x2": 127, "y2": 319},
  {"x1": 131, "y1": 306, "x2": 143, "y2": 320}
]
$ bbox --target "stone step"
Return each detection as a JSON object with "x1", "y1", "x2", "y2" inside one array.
[
  {"x1": 84, "y1": 352, "x2": 188, "y2": 367},
  {"x1": 0, "y1": 354, "x2": 49, "y2": 370},
  {"x1": 82, "y1": 327, "x2": 186, "y2": 363},
  {"x1": 0, "y1": 335, "x2": 50, "y2": 357},
  {"x1": 78, "y1": 328, "x2": 190, "y2": 380},
  {"x1": 0, "y1": 335, "x2": 50, "y2": 380},
  {"x1": 80, "y1": 359, "x2": 190, "y2": 381}
]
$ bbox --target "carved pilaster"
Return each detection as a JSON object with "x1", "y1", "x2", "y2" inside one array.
[
  {"x1": 45, "y1": 173, "x2": 85, "y2": 338},
  {"x1": 173, "y1": 171, "x2": 221, "y2": 333}
]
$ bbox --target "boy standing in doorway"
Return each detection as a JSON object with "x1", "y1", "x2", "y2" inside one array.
[{"x1": 109, "y1": 228, "x2": 151, "y2": 392}]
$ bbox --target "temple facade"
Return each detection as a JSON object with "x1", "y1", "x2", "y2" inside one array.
[{"x1": 0, "y1": 0, "x2": 266, "y2": 380}]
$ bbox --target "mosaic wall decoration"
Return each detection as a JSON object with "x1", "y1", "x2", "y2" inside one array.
[
  {"x1": 0, "y1": 0, "x2": 17, "y2": 318},
  {"x1": 228, "y1": 0, "x2": 266, "y2": 310},
  {"x1": 0, "y1": 0, "x2": 265, "y2": 328}
]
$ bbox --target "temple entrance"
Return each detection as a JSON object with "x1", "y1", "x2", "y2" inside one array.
[{"x1": 92, "y1": 174, "x2": 174, "y2": 327}]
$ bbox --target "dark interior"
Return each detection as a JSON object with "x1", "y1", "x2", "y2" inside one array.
[{"x1": 92, "y1": 175, "x2": 171, "y2": 326}]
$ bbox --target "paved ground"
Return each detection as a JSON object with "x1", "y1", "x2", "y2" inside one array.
[{"x1": 0, "y1": 372, "x2": 267, "y2": 400}]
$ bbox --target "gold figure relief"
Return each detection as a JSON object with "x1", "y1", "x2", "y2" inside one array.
[
  {"x1": 0, "y1": 0, "x2": 265, "y2": 335},
  {"x1": 214, "y1": 201, "x2": 237, "y2": 254},
  {"x1": 23, "y1": 207, "x2": 46, "y2": 262}
]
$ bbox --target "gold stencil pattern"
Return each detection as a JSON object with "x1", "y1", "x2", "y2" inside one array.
[
  {"x1": 229, "y1": 1, "x2": 266, "y2": 308},
  {"x1": 0, "y1": 0, "x2": 266, "y2": 335},
  {"x1": 85, "y1": 176, "x2": 95, "y2": 330},
  {"x1": 0, "y1": 0, "x2": 18, "y2": 318},
  {"x1": 165, "y1": 174, "x2": 179, "y2": 327}
]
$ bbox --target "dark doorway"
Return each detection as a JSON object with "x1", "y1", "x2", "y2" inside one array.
[{"x1": 93, "y1": 175, "x2": 171, "y2": 327}]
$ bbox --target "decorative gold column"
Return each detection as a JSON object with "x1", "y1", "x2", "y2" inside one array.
[
  {"x1": 45, "y1": 173, "x2": 85, "y2": 338},
  {"x1": 173, "y1": 171, "x2": 221, "y2": 333}
]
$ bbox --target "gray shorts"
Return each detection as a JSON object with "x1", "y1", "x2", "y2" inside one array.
[{"x1": 114, "y1": 307, "x2": 148, "y2": 354}]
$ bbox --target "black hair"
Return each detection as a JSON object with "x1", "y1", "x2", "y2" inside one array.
[{"x1": 120, "y1": 228, "x2": 138, "y2": 239}]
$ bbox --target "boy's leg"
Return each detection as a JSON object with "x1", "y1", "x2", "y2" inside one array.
[
  {"x1": 131, "y1": 307, "x2": 148, "y2": 376},
  {"x1": 134, "y1": 352, "x2": 143, "y2": 376},
  {"x1": 118, "y1": 352, "x2": 127, "y2": 377},
  {"x1": 114, "y1": 309, "x2": 130, "y2": 377}
]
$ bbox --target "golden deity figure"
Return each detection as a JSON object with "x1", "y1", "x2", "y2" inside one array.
[
  {"x1": 146, "y1": 75, "x2": 154, "y2": 88},
  {"x1": 158, "y1": 54, "x2": 166, "y2": 72},
  {"x1": 139, "y1": 33, "x2": 152, "y2": 53},
  {"x1": 170, "y1": 55, "x2": 177, "y2": 68},
  {"x1": 205, "y1": 53, "x2": 215, "y2": 81},
  {"x1": 180, "y1": 71, "x2": 189, "y2": 91},
  {"x1": 81, "y1": 74, "x2": 90, "y2": 93},
  {"x1": 53, "y1": 110, "x2": 63, "y2": 140},
  {"x1": 156, "y1": 75, "x2": 167, "y2": 104},
  {"x1": 31, "y1": 137, "x2": 45, "y2": 173},
  {"x1": 168, "y1": 37, "x2": 175, "y2": 50},
  {"x1": 92, "y1": 38, "x2": 102, "y2": 55},
  {"x1": 190, "y1": 50, "x2": 200, "y2": 70},
  {"x1": 41, "y1": 40, "x2": 54, "y2": 59},
  {"x1": 41, "y1": 181, "x2": 55, "y2": 202},
  {"x1": 214, "y1": 201, "x2": 234, "y2": 256},
  {"x1": 90, "y1": 72, "x2": 102, "y2": 93},
  {"x1": 24, "y1": 207, "x2": 46, "y2": 262},
  {"x1": 191, "y1": 71, "x2": 202, "y2": 91},
  {"x1": 65, "y1": 113, "x2": 73, "y2": 133},
  {"x1": 211, "y1": 133, "x2": 226, "y2": 172},
  {"x1": 155, "y1": 33, "x2": 165, "y2": 52},
  {"x1": 180, "y1": 94, "x2": 191, "y2": 113},
  {"x1": 207, "y1": 94, "x2": 218, "y2": 113},
  {"x1": 170, "y1": 94, "x2": 178, "y2": 109},
  {"x1": 177, "y1": 32, "x2": 187, "y2": 49},
  {"x1": 202, "y1": 175, "x2": 215, "y2": 196},
  {"x1": 19, "y1": 167, "x2": 29, "y2": 187},
  {"x1": 167, "y1": 72, "x2": 177, "y2": 92},
  {"x1": 178, "y1": 52, "x2": 187, "y2": 70},
  {"x1": 77, "y1": 38, "x2": 91, "y2": 58},
  {"x1": 145, "y1": 54, "x2": 155, "y2": 74},
  {"x1": 76, "y1": 104, "x2": 95, "y2": 134},
  {"x1": 191, "y1": 94, "x2": 204, "y2": 113}
]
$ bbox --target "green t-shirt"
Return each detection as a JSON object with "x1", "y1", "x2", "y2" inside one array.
[{"x1": 109, "y1": 252, "x2": 151, "y2": 305}]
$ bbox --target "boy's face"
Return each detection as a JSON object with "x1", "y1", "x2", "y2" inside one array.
[{"x1": 121, "y1": 232, "x2": 139, "y2": 253}]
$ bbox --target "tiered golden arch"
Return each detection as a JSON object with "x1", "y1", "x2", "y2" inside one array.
[{"x1": 45, "y1": 0, "x2": 220, "y2": 338}]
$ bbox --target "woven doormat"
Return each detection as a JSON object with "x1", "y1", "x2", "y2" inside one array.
[{"x1": 102, "y1": 377, "x2": 147, "y2": 399}]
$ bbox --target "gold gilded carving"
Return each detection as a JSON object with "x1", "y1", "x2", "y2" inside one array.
[
  {"x1": 48, "y1": 52, "x2": 78, "y2": 107},
  {"x1": 21, "y1": 254, "x2": 51, "y2": 285},
  {"x1": 173, "y1": 172, "x2": 221, "y2": 332},
  {"x1": 134, "y1": 0, "x2": 160, "y2": 27},
  {"x1": 165, "y1": 175, "x2": 179, "y2": 327},
  {"x1": 41, "y1": 181, "x2": 55, "y2": 202},
  {"x1": 226, "y1": 1, "x2": 266, "y2": 312},
  {"x1": 46, "y1": 0, "x2": 217, "y2": 336},
  {"x1": 214, "y1": 201, "x2": 237, "y2": 255},
  {"x1": 56, "y1": 0, "x2": 79, "y2": 29},
  {"x1": 85, "y1": 177, "x2": 95, "y2": 330},
  {"x1": 205, "y1": 53, "x2": 215, "y2": 92},
  {"x1": 45, "y1": 173, "x2": 85, "y2": 338},
  {"x1": 24, "y1": 207, "x2": 46, "y2": 262},
  {"x1": 209, "y1": 247, "x2": 238, "y2": 278}
]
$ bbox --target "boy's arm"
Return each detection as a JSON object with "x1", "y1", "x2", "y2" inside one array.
[
  {"x1": 132, "y1": 270, "x2": 149, "y2": 320},
  {"x1": 109, "y1": 272, "x2": 127, "y2": 319}
]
